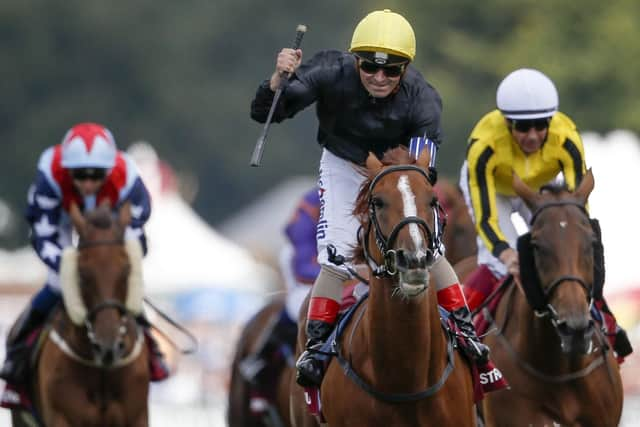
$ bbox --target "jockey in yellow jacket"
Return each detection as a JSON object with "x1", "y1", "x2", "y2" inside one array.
[{"x1": 460, "y1": 68, "x2": 632, "y2": 361}]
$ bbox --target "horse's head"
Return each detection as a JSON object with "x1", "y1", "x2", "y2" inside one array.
[
  {"x1": 513, "y1": 170, "x2": 596, "y2": 354},
  {"x1": 354, "y1": 146, "x2": 441, "y2": 298},
  {"x1": 61, "y1": 201, "x2": 144, "y2": 366}
]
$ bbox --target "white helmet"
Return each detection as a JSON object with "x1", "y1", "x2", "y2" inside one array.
[
  {"x1": 61, "y1": 123, "x2": 117, "y2": 169},
  {"x1": 496, "y1": 68, "x2": 558, "y2": 120}
]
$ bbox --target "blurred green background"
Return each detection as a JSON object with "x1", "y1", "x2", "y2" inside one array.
[{"x1": 2, "y1": 0, "x2": 639, "y2": 247}]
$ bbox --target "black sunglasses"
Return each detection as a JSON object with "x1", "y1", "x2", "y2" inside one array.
[
  {"x1": 510, "y1": 118, "x2": 550, "y2": 133},
  {"x1": 358, "y1": 60, "x2": 406, "y2": 78},
  {"x1": 71, "y1": 168, "x2": 107, "y2": 181}
]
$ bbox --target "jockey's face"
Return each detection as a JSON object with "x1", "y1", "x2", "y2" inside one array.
[
  {"x1": 70, "y1": 168, "x2": 107, "y2": 196},
  {"x1": 508, "y1": 118, "x2": 550, "y2": 155},
  {"x1": 357, "y1": 59, "x2": 404, "y2": 98}
]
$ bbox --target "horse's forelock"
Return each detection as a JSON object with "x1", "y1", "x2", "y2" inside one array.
[
  {"x1": 539, "y1": 182, "x2": 569, "y2": 196},
  {"x1": 85, "y1": 206, "x2": 115, "y2": 230},
  {"x1": 379, "y1": 146, "x2": 415, "y2": 166}
]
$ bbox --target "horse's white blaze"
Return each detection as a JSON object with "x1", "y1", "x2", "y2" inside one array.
[{"x1": 397, "y1": 175, "x2": 425, "y2": 254}]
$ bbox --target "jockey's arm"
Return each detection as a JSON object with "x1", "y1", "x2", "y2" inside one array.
[
  {"x1": 123, "y1": 177, "x2": 151, "y2": 255},
  {"x1": 250, "y1": 50, "x2": 339, "y2": 124},
  {"x1": 25, "y1": 172, "x2": 64, "y2": 271},
  {"x1": 466, "y1": 140, "x2": 511, "y2": 259}
]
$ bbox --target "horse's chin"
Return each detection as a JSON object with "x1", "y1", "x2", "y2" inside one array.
[
  {"x1": 398, "y1": 269, "x2": 429, "y2": 298},
  {"x1": 557, "y1": 327, "x2": 595, "y2": 355}
]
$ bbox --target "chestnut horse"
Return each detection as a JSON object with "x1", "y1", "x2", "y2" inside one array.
[
  {"x1": 227, "y1": 177, "x2": 477, "y2": 427},
  {"x1": 13, "y1": 203, "x2": 150, "y2": 426},
  {"x1": 480, "y1": 171, "x2": 623, "y2": 426},
  {"x1": 290, "y1": 147, "x2": 475, "y2": 426}
]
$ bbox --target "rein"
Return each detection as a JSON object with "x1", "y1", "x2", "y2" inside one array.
[
  {"x1": 333, "y1": 293, "x2": 456, "y2": 403},
  {"x1": 48, "y1": 323, "x2": 144, "y2": 369}
]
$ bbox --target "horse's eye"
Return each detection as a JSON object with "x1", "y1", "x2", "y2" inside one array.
[{"x1": 371, "y1": 197, "x2": 385, "y2": 209}]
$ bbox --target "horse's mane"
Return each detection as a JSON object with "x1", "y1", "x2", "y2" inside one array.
[
  {"x1": 85, "y1": 205, "x2": 115, "y2": 230},
  {"x1": 539, "y1": 182, "x2": 570, "y2": 195},
  {"x1": 352, "y1": 146, "x2": 417, "y2": 264}
]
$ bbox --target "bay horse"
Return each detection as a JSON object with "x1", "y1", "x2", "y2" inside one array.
[
  {"x1": 227, "y1": 177, "x2": 477, "y2": 427},
  {"x1": 480, "y1": 170, "x2": 623, "y2": 426},
  {"x1": 227, "y1": 296, "x2": 294, "y2": 427},
  {"x1": 14, "y1": 202, "x2": 150, "y2": 426},
  {"x1": 290, "y1": 147, "x2": 475, "y2": 427}
]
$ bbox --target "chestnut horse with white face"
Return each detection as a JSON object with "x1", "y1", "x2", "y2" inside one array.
[
  {"x1": 290, "y1": 147, "x2": 475, "y2": 427},
  {"x1": 480, "y1": 170, "x2": 623, "y2": 427}
]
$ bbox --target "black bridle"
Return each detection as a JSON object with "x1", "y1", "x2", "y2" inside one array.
[{"x1": 360, "y1": 165, "x2": 444, "y2": 277}]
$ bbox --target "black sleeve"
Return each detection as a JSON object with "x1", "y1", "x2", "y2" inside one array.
[{"x1": 250, "y1": 50, "x2": 340, "y2": 124}]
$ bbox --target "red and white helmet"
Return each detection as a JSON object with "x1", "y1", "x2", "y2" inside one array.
[{"x1": 61, "y1": 122, "x2": 117, "y2": 169}]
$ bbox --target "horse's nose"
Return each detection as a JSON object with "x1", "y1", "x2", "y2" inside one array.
[
  {"x1": 93, "y1": 339, "x2": 126, "y2": 366},
  {"x1": 396, "y1": 249, "x2": 428, "y2": 270}
]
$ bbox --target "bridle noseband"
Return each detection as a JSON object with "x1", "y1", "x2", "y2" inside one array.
[{"x1": 361, "y1": 165, "x2": 445, "y2": 278}]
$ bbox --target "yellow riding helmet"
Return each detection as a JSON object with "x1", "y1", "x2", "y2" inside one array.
[{"x1": 349, "y1": 9, "x2": 416, "y2": 62}]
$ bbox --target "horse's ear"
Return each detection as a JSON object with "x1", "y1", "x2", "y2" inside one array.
[
  {"x1": 512, "y1": 171, "x2": 539, "y2": 210},
  {"x1": 118, "y1": 202, "x2": 132, "y2": 228},
  {"x1": 69, "y1": 202, "x2": 87, "y2": 235},
  {"x1": 365, "y1": 152, "x2": 383, "y2": 175},
  {"x1": 416, "y1": 146, "x2": 431, "y2": 169},
  {"x1": 574, "y1": 168, "x2": 594, "y2": 204}
]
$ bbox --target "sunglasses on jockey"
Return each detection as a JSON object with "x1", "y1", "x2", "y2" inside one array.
[
  {"x1": 357, "y1": 58, "x2": 407, "y2": 78},
  {"x1": 70, "y1": 168, "x2": 108, "y2": 181},
  {"x1": 508, "y1": 117, "x2": 551, "y2": 133}
]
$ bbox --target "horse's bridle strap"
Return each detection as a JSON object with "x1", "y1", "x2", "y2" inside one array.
[{"x1": 48, "y1": 325, "x2": 144, "y2": 369}]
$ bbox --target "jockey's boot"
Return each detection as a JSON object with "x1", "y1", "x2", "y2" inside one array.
[
  {"x1": 0, "y1": 286, "x2": 60, "y2": 385},
  {"x1": 597, "y1": 298, "x2": 633, "y2": 358},
  {"x1": 137, "y1": 315, "x2": 170, "y2": 382},
  {"x1": 295, "y1": 297, "x2": 340, "y2": 387},
  {"x1": 461, "y1": 264, "x2": 500, "y2": 313},
  {"x1": 239, "y1": 309, "x2": 298, "y2": 385},
  {"x1": 0, "y1": 304, "x2": 47, "y2": 384},
  {"x1": 437, "y1": 283, "x2": 490, "y2": 365},
  {"x1": 451, "y1": 306, "x2": 490, "y2": 364}
]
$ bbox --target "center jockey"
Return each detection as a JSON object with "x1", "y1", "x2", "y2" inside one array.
[
  {"x1": 250, "y1": 9, "x2": 495, "y2": 388},
  {"x1": 0, "y1": 122, "x2": 170, "y2": 388}
]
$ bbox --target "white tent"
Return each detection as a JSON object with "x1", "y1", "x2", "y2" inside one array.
[
  {"x1": 582, "y1": 130, "x2": 640, "y2": 293},
  {"x1": 128, "y1": 143, "x2": 279, "y2": 321}
]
